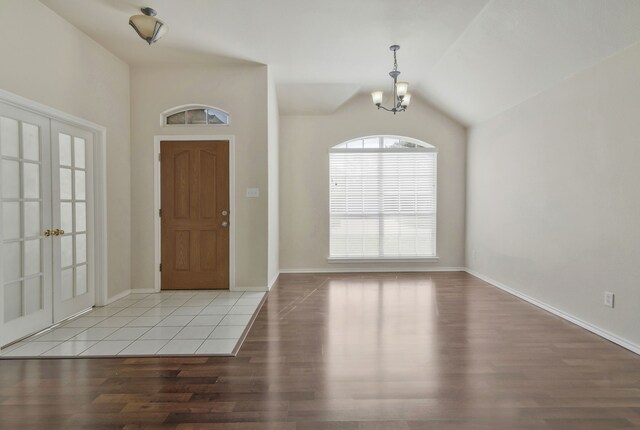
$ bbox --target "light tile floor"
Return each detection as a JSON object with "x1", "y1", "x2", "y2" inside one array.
[{"x1": 0, "y1": 290, "x2": 265, "y2": 358}]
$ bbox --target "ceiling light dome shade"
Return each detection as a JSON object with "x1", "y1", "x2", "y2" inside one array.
[{"x1": 129, "y1": 7, "x2": 167, "y2": 45}]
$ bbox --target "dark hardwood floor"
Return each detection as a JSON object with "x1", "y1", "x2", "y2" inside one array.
[{"x1": 1, "y1": 272, "x2": 640, "y2": 429}]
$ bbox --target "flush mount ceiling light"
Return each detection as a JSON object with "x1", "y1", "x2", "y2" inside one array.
[
  {"x1": 371, "y1": 45, "x2": 411, "y2": 114},
  {"x1": 129, "y1": 7, "x2": 168, "y2": 45}
]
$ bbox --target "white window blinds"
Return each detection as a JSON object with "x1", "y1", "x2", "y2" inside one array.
[{"x1": 329, "y1": 139, "x2": 437, "y2": 259}]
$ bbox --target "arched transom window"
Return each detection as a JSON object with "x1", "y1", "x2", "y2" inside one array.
[
  {"x1": 329, "y1": 135, "x2": 437, "y2": 259},
  {"x1": 162, "y1": 105, "x2": 229, "y2": 126}
]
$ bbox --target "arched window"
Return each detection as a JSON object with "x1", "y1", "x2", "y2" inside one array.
[
  {"x1": 329, "y1": 135, "x2": 437, "y2": 260},
  {"x1": 161, "y1": 105, "x2": 229, "y2": 126}
]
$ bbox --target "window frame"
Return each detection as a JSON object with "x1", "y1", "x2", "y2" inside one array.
[
  {"x1": 160, "y1": 104, "x2": 230, "y2": 127},
  {"x1": 328, "y1": 135, "x2": 439, "y2": 263}
]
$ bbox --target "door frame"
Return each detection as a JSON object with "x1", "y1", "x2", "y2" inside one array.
[
  {"x1": 0, "y1": 88, "x2": 109, "y2": 307},
  {"x1": 153, "y1": 135, "x2": 236, "y2": 292}
]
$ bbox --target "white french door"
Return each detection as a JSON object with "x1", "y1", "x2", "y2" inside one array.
[
  {"x1": 51, "y1": 121, "x2": 94, "y2": 323},
  {"x1": 0, "y1": 104, "x2": 53, "y2": 347},
  {"x1": 0, "y1": 103, "x2": 95, "y2": 347}
]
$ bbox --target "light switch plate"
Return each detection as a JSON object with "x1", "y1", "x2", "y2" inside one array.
[
  {"x1": 604, "y1": 291, "x2": 615, "y2": 308},
  {"x1": 246, "y1": 187, "x2": 259, "y2": 198}
]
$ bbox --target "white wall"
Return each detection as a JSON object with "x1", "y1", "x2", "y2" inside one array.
[
  {"x1": 467, "y1": 42, "x2": 640, "y2": 348},
  {"x1": 0, "y1": 0, "x2": 131, "y2": 298},
  {"x1": 280, "y1": 94, "x2": 467, "y2": 271},
  {"x1": 130, "y1": 64, "x2": 269, "y2": 290},
  {"x1": 267, "y1": 71, "x2": 280, "y2": 287}
]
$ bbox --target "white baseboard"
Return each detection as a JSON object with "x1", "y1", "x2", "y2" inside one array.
[
  {"x1": 104, "y1": 289, "x2": 131, "y2": 305},
  {"x1": 233, "y1": 286, "x2": 268, "y2": 292},
  {"x1": 465, "y1": 268, "x2": 640, "y2": 356},
  {"x1": 268, "y1": 272, "x2": 280, "y2": 290},
  {"x1": 104, "y1": 288, "x2": 159, "y2": 305},
  {"x1": 279, "y1": 267, "x2": 466, "y2": 274}
]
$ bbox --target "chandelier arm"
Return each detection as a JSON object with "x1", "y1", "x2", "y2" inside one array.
[{"x1": 376, "y1": 105, "x2": 396, "y2": 113}]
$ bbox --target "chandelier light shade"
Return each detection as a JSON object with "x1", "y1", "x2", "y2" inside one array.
[
  {"x1": 371, "y1": 45, "x2": 411, "y2": 114},
  {"x1": 129, "y1": 7, "x2": 168, "y2": 45},
  {"x1": 371, "y1": 91, "x2": 384, "y2": 105},
  {"x1": 401, "y1": 93, "x2": 411, "y2": 107},
  {"x1": 395, "y1": 82, "x2": 409, "y2": 98}
]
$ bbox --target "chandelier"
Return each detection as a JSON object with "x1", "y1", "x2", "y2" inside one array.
[{"x1": 371, "y1": 45, "x2": 411, "y2": 114}]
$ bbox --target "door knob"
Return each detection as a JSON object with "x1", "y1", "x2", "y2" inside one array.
[
  {"x1": 221, "y1": 221, "x2": 229, "y2": 228},
  {"x1": 44, "y1": 229, "x2": 53, "y2": 237},
  {"x1": 221, "y1": 210, "x2": 229, "y2": 216}
]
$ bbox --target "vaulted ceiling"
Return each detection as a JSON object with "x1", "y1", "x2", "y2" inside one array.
[{"x1": 40, "y1": 0, "x2": 640, "y2": 125}]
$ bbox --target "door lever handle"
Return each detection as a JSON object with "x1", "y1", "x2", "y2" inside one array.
[
  {"x1": 221, "y1": 221, "x2": 229, "y2": 228},
  {"x1": 53, "y1": 229, "x2": 65, "y2": 236},
  {"x1": 44, "y1": 229, "x2": 53, "y2": 237}
]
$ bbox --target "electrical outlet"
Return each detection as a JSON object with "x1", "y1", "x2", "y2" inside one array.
[{"x1": 604, "y1": 291, "x2": 615, "y2": 308}]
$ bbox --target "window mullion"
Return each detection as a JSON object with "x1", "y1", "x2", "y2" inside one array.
[{"x1": 378, "y1": 149, "x2": 384, "y2": 257}]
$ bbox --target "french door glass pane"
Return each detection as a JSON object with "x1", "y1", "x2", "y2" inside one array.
[
  {"x1": 3, "y1": 202, "x2": 20, "y2": 240},
  {"x1": 4, "y1": 282, "x2": 21, "y2": 322},
  {"x1": 24, "y1": 239, "x2": 41, "y2": 276},
  {"x1": 61, "y1": 235, "x2": 73, "y2": 267},
  {"x1": 60, "y1": 202, "x2": 72, "y2": 232},
  {"x1": 2, "y1": 160, "x2": 19, "y2": 199},
  {"x1": 23, "y1": 163, "x2": 40, "y2": 199},
  {"x1": 3, "y1": 242, "x2": 20, "y2": 282},
  {"x1": 74, "y1": 138, "x2": 85, "y2": 168},
  {"x1": 76, "y1": 265, "x2": 87, "y2": 295},
  {"x1": 22, "y1": 123, "x2": 40, "y2": 161},
  {"x1": 75, "y1": 203, "x2": 86, "y2": 232},
  {"x1": 75, "y1": 170, "x2": 86, "y2": 200},
  {"x1": 24, "y1": 202, "x2": 40, "y2": 237},
  {"x1": 61, "y1": 268, "x2": 73, "y2": 300},
  {"x1": 76, "y1": 234, "x2": 86, "y2": 264},
  {"x1": 0, "y1": 117, "x2": 19, "y2": 157},
  {"x1": 59, "y1": 134, "x2": 72, "y2": 166},
  {"x1": 60, "y1": 168, "x2": 72, "y2": 199},
  {"x1": 24, "y1": 276, "x2": 42, "y2": 315}
]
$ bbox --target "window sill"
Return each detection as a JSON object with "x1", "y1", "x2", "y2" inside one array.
[{"x1": 327, "y1": 257, "x2": 439, "y2": 264}]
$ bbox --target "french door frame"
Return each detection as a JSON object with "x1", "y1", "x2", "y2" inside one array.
[
  {"x1": 0, "y1": 89, "x2": 109, "y2": 307},
  {"x1": 153, "y1": 135, "x2": 236, "y2": 292}
]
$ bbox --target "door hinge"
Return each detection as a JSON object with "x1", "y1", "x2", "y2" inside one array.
[
  {"x1": 159, "y1": 263, "x2": 162, "y2": 272},
  {"x1": 159, "y1": 208, "x2": 162, "y2": 217}
]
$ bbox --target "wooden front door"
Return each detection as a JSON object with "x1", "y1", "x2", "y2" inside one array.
[{"x1": 160, "y1": 140, "x2": 229, "y2": 290}]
